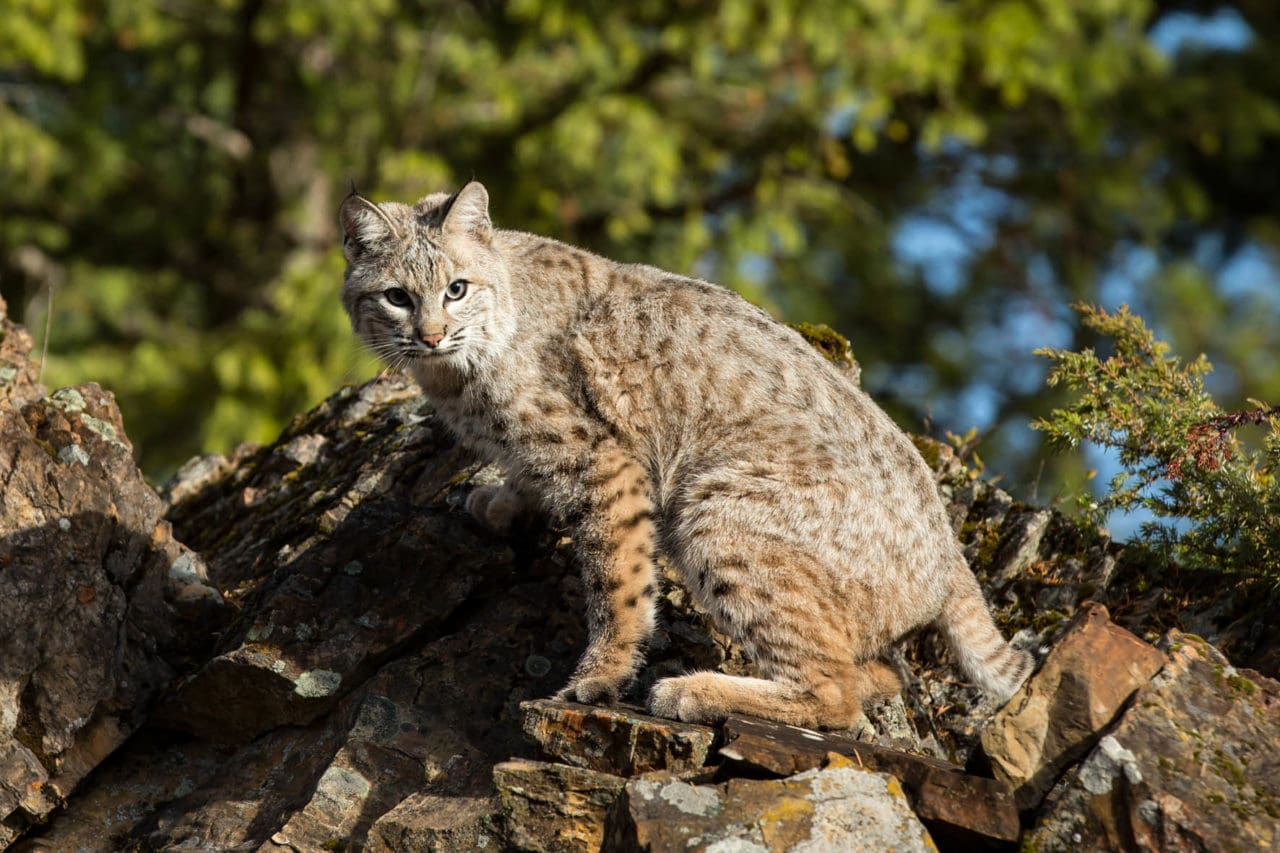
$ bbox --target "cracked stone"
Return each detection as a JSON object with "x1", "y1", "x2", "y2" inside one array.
[
  {"x1": 981, "y1": 601, "x2": 1166, "y2": 810},
  {"x1": 521, "y1": 699, "x2": 717, "y2": 776},
  {"x1": 613, "y1": 753, "x2": 937, "y2": 852}
]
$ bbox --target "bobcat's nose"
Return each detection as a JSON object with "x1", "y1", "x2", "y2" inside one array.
[{"x1": 421, "y1": 331, "x2": 445, "y2": 348}]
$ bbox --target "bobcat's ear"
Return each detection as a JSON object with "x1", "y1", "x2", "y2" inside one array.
[
  {"x1": 441, "y1": 181, "x2": 492, "y2": 245},
  {"x1": 340, "y1": 193, "x2": 401, "y2": 261}
]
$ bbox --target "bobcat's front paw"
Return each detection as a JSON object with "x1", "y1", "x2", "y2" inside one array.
[
  {"x1": 554, "y1": 674, "x2": 625, "y2": 707},
  {"x1": 465, "y1": 483, "x2": 524, "y2": 533}
]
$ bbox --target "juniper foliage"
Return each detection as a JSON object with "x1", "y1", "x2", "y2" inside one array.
[{"x1": 1035, "y1": 304, "x2": 1280, "y2": 580}]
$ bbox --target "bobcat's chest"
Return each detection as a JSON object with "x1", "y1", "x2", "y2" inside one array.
[{"x1": 432, "y1": 387, "x2": 513, "y2": 462}]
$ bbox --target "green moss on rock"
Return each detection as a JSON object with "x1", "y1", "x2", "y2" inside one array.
[
  {"x1": 788, "y1": 322, "x2": 858, "y2": 374},
  {"x1": 961, "y1": 517, "x2": 1004, "y2": 573},
  {"x1": 910, "y1": 435, "x2": 943, "y2": 470},
  {"x1": 1227, "y1": 674, "x2": 1258, "y2": 696}
]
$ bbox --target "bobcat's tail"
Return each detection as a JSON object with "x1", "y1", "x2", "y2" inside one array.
[{"x1": 935, "y1": 559, "x2": 1033, "y2": 702}]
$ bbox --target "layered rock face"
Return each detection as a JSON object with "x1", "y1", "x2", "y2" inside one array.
[
  {"x1": 0, "y1": 297, "x2": 226, "y2": 847},
  {"x1": 2, "y1": 300, "x2": 1277, "y2": 851}
]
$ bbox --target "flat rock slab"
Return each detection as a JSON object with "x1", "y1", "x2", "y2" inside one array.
[
  {"x1": 981, "y1": 601, "x2": 1166, "y2": 810},
  {"x1": 522, "y1": 699, "x2": 717, "y2": 776},
  {"x1": 720, "y1": 715, "x2": 1019, "y2": 844},
  {"x1": 494, "y1": 758, "x2": 628, "y2": 853},
  {"x1": 614, "y1": 753, "x2": 937, "y2": 852},
  {"x1": 1029, "y1": 632, "x2": 1280, "y2": 851}
]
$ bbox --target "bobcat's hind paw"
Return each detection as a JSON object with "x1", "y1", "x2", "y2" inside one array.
[
  {"x1": 465, "y1": 483, "x2": 524, "y2": 533},
  {"x1": 647, "y1": 676, "x2": 695, "y2": 721},
  {"x1": 647, "y1": 674, "x2": 725, "y2": 724}
]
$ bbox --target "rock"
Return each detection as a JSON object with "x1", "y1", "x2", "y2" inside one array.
[
  {"x1": 160, "y1": 451, "x2": 234, "y2": 506},
  {"x1": 252, "y1": 608, "x2": 546, "y2": 853},
  {"x1": 990, "y1": 508, "x2": 1053, "y2": 586},
  {"x1": 613, "y1": 753, "x2": 938, "y2": 852},
  {"x1": 720, "y1": 715, "x2": 1019, "y2": 846},
  {"x1": 494, "y1": 758, "x2": 628, "y2": 852},
  {"x1": 521, "y1": 699, "x2": 717, "y2": 776},
  {"x1": 0, "y1": 294, "x2": 41, "y2": 409},
  {"x1": 12, "y1": 370, "x2": 589, "y2": 850},
  {"x1": 365, "y1": 792, "x2": 500, "y2": 852},
  {"x1": 26, "y1": 578, "x2": 562, "y2": 852},
  {"x1": 1, "y1": 295, "x2": 228, "y2": 844},
  {"x1": 8, "y1": 285, "x2": 1279, "y2": 853},
  {"x1": 858, "y1": 690, "x2": 946, "y2": 760},
  {"x1": 153, "y1": 499, "x2": 512, "y2": 743},
  {"x1": 1027, "y1": 632, "x2": 1280, "y2": 851},
  {"x1": 981, "y1": 601, "x2": 1166, "y2": 810},
  {"x1": 5, "y1": 732, "x2": 228, "y2": 853},
  {"x1": 786, "y1": 321, "x2": 860, "y2": 383},
  {"x1": 900, "y1": 467, "x2": 1121, "y2": 768}
]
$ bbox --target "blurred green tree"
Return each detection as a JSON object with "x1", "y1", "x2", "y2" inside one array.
[{"x1": 1, "y1": 0, "x2": 1277, "y2": 490}]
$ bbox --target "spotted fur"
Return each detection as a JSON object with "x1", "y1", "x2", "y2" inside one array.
[{"x1": 339, "y1": 182, "x2": 1032, "y2": 727}]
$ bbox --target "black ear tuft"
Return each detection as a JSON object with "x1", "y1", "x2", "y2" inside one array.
[{"x1": 436, "y1": 189, "x2": 462, "y2": 223}]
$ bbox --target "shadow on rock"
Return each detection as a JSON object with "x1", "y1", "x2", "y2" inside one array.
[
  {"x1": 1, "y1": 369, "x2": 229, "y2": 846},
  {"x1": 12, "y1": 375, "x2": 592, "y2": 851}
]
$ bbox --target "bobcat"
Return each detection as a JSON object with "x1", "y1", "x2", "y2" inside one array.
[{"x1": 339, "y1": 181, "x2": 1032, "y2": 728}]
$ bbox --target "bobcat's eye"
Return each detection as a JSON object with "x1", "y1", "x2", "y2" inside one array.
[
  {"x1": 384, "y1": 287, "x2": 412, "y2": 308},
  {"x1": 445, "y1": 279, "x2": 468, "y2": 301}
]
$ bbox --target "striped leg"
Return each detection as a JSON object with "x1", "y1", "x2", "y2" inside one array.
[{"x1": 556, "y1": 447, "x2": 659, "y2": 705}]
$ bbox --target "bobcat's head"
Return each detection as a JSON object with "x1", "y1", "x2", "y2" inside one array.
[{"x1": 339, "y1": 181, "x2": 514, "y2": 375}]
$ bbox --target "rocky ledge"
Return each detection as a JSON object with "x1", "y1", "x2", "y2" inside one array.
[{"x1": 2, "y1": 293, "x2": 1277, "y2": 851}]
